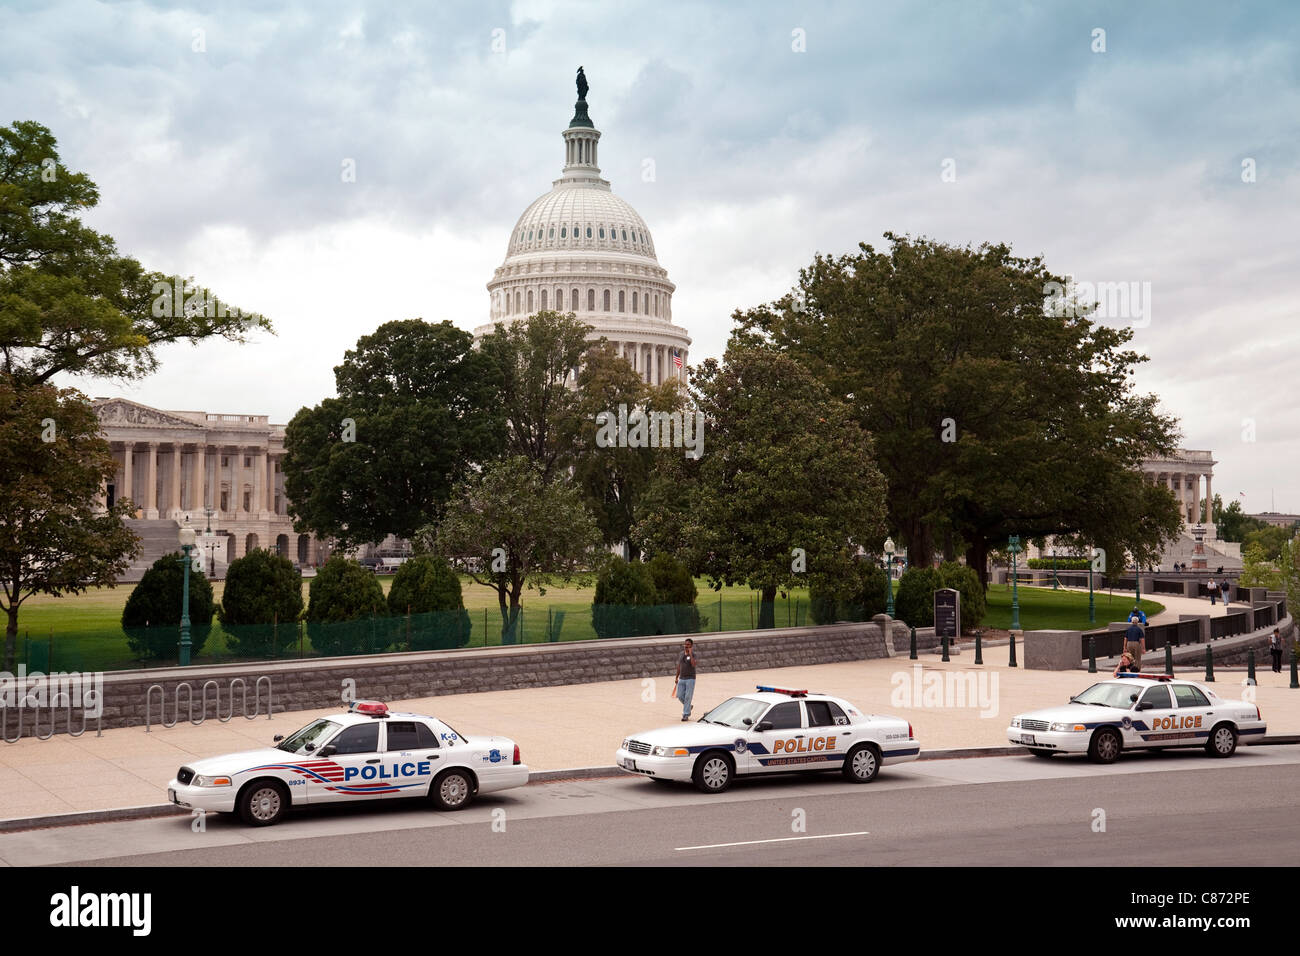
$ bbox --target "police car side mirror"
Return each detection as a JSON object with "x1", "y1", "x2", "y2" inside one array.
[
  {"x1": 273, "y1": 735, "x2": 284, "y2": 743},
  {"x1": 1136, "y1": 701, "x2": 1154, "y2": 711},
  {"x1": 754, "y1": 721, "x2": 773, "y2": 732},
  {"x1": 318, "y1": 744, "x2": 337, "y2": 757}
]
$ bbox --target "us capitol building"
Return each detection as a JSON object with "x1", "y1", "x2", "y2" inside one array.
[
  {"x1": 473, "y1": 67, "x2": 692, "y2": 382},
  {"x1": 96, "y1": 69, "x2": 690, "y2": 577}
]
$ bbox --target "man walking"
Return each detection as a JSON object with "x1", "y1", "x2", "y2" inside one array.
[
  {"x1": 673, "y1": 638, "x2": 700, "y2": 721},
  {"x1": 1270, "y1": 628, "x2": 1283, "y2": 674},
  {"x1": 1124, "y1": 618, "x2": 1146, "y2": 672},
  {"x1": 1220, "y1": 578, "x2": 1230, "y2": 605}
]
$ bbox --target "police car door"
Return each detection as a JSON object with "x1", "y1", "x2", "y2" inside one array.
[
  {"x1": 308, "y1": 721, "x2": 384, "y2": 803},
  {"x1": 1131, "y1": 684, "x2": 1175, "y2": 748},
  {"x1": 750, "y1": 700, "x2": 808, "y2": 773},
  {"x1": 379, "y1": 720, "x2": 443, "y2": 799},
  {"x1": 803, "y1": 700, "x2": 849, "y2": 766}
]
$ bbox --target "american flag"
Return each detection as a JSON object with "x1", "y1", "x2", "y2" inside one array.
[{"x1": 673, "y1": 349, "x2": 683, "y2": 373}]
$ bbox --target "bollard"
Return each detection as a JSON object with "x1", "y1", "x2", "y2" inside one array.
[
  {"x1": 1204, "y1": 644, "x2": 1215, "y2": 682},
  {"x1": 1248, "y1": 647, "x2": 1256, "y2": 684},
  {"x1": 975, "y1": 630, "x2": 983, "y2": 665},
  {"x1": 941, "y1": 634, "x2": 950, "y2": 662},
  {"x1": 1009, "y1": 631, "x2": 1018, "y2": 668},
  {"x1": 1088, "y1": 636, "x2": 1096, "y2": 674},
  {"x1": 1164, "y1": 642, "x2": 1174, "y2": 675},
  {"x1": 909, "y1": 626, "x2": 917, "y2": 661},
  {"x1": 1291, "y1": 644, "x2": 1298, "y2": 690}
]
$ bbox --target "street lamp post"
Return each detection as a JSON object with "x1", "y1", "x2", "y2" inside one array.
[
  {"x1": 1008, "y1": 535, "x2": 1022, "y2": 632},
  {"x1": 1052, "y1": 548, "x2": 1059, "y2": 590},
  {"x1": 1088, "y1": 548, "x2": 1096, "y2": 624},
  {"x1": 178, "y1": 525, "x2": 197, "y2": 666},
  {"x1": 884, "y1": 537, "x2": 896, "y2": 618}
]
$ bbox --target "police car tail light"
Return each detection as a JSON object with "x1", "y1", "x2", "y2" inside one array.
[
  {"x1": 350, "y1": 700, "x2": 389, "y2": 717},
  {"x1": 1255, "y1": 705, "x2": 1261, "y2": 720},
  {"x1": 513, "y1": 744, "x2": 521, "y2": 765},
  {"x1": 908, "y1": 723, "x2": 914, "y2": 739}
]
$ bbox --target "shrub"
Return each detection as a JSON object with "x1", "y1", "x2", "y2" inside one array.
[
  {"x1": 810, "y1": 561, "x2": 890, "y2": 624},
  {"x1": 122, "y1": 552, "x2": 215, "y2": 660},
  {"x1": 306, "y1": 556, "x2": 390, "y2": 656},
  {"x1": 646, "y1": 553, "x2": 701, "y2": 634},
  {"x1": 938, "y1": 561, "x2": 986, "y2": 628},
  {"x1": 219, "y1": 550, "x2": 303, "y2": 657},
  {"x1": 895, "y1": 566, "x2": 944, "y2": 628},
  {"x1": 1027, "y1": 557, "x2": 1091, "y2": 570},
  {"x1": 386, "y1": 555, "x2": 472, "y2": 649},
  {"x1": 592, "y1": 557, "x2": 659, "y2": 638}
]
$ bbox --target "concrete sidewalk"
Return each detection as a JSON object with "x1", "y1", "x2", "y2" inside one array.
[{"x1": 1, "y1": 650, "x2": 1295, "y2": 823}]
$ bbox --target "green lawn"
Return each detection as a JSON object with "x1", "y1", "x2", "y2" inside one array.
[
  {"x1": 8, "y1": 577, "x2": 1160, "y2": 673},
  {"x1": 983, "y1": 584, "x2": 1162, "y2": 632}
]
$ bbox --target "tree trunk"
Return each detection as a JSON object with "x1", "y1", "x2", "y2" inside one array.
[
  {"x1": 965, "y1": 537, "x2": 990, "y2": 591},
  {"x1": 496, "y1": 587, "x2": 514, "y2": 644},
  {"x1": 4, "y1": 604, "x2": 18, "y2": 674},
  {"x1": 943, "y1": 529, "x2": 955, "y2": 563},
  {"x1": 758, "y1": 585, "x2": 778, "y2": 629}
]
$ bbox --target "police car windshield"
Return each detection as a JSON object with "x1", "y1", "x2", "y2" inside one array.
[
  {"x1": 277, "y1": 719, "x2": 341, "y2": 754},
  {"x1": 1073, "y1": 683, "x2": 1143, "y2": 709},
  {"x1": 700, "y1": 697, "x2": 769, "y2": 729}
]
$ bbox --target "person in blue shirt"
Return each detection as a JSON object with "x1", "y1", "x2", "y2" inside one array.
[
  {"x1": 1124, "y1": 619, "x2": 1145, "y2": 671},
  {"x1": 1128, "y1": 606, "x2": 1147, "y2": 625}
]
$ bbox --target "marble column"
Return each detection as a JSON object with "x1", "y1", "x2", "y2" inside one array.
[
  {"x1": 122, "y1": 442, "x2": 135, "y2": 511},
  {"x1": 193, "y1": 445, "x2": 206, "y2": 514},
  {"x1": 170, "y1": 443, "x2": 182, "y2": 519},
  {"x1": 1205, "y1": 473, "x2": 1213, "y2": 524},
  {"x1": 266, "y1": 453, "x2": 275, "y2": 513},
  {"x1": 144, "y1": 442, "x2": 159, "y2": 518}
]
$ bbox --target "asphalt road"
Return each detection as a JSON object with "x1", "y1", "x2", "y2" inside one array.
[{"x1": 4, "y1": 747, "x2": 1298, "y2": 867}]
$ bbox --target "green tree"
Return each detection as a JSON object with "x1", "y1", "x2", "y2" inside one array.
[
  {"x1": 0, "y1": 121, "x2": 268, "y2": 386},
  {"x1": 283, "y1": 319, "x2": 502, "y2": 550},
  {"x1": 731, "y1": 233, "x2": 1182, "y2": 584},
  {"x1": 425, "y1": 456, "x2": 601, "y2": 642},
  {"x1": 122, "y1": 553, "x2": 215, "y2": 660},
  {"x1": 0, "y1": 381, "x2": 138, "y2": 671},
  {"x1": 478, "y1": 311, "x2": 591, "y2": 481},
  {"x1": 1243, "y1": 525, "x2": 1291, "y2": 562},
  {"x1": 895, "y1": 566, "x2": 944, "y2": 628},
  {"x1": 1277, "y1": 534, "x2": 1300, "y2": 619},
  {"x1": 809, "y1": 558, "x2": 890, "y2": 624},
  {"x1": 591, "y1": 557, "x2": 659, "y2": 638},
  {"x1": 647, "y1": 552, "x2": 701, "y2": 635},
  {"x1": 683, "y1": 346, "x2": 889, "y2": 629},
  {"x1": 306, "y1": 556, "x2": 389, "y2": 656},
  {"x1": 1239, "y1": 543, "x2": 1281, "y2": 590},
  {"x1": 573, "y1": 342, "x2": 687, "y2": 557},
  {"x1": 1212, "y1": 497, "x2": 1268, "y2": 543},
  {"x1": 386, "y1": 554, "x2": 471, "y2": 649},
  {"x1": 219, "y1": 550, "x2": 303, "y2": 656}
]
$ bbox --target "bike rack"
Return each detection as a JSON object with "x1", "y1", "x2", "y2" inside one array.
[
  {"x1": 146, "y1": 677, "x2": 273, "y2": 732},
  {"x1": 1, "y1": 694, "x2": 102, "y2": 743}
]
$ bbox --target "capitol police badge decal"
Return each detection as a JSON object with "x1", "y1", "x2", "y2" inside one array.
[
  {"x1": 1121, "y1": 716, "x2": 1133, "y2": 730},
  {"x1": 733, "y1": 738, "x2": 747, "y2": 753}
]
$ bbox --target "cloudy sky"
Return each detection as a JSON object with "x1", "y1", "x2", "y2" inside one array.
[{"x1": 4, "y1": 0, "x2": 1297, "y2": 513}]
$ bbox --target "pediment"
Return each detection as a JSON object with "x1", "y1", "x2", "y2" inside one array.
[{"x1": 94, "y1": 399, "x2": 202, "y2": 429}]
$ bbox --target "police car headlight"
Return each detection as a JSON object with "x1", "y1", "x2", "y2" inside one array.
[
  {"x1": 621, "y1": 739, "x2": 630, "y2": 751},
  {"x1": 1050, "y1": 722, "x2": 1086, "y2": 733},
  {"x1": 652, "y1": 746, "x2": 690, "y2": 757},
  {"x1": 1011, "y1": 718, "x2": 1021, "y2": 729},
  {"x1": 193, "y1": 775, "x2": 232, "y2": 787}
]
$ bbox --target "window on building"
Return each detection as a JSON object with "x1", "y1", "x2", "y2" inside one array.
[
  {"x1": 654, "y1": 294, "x2": 659, "y2": 316},
  {"x1": 599, "y1": 227, "x2": 605, "y2": 239},
  {"x1": 603, "y1": 289, "x2": 611, "y2": 311},
  {"x1": 548, "y1": 227, "x2": 554, "y2": 239},
  {"x1": 515, "y1": 291, "x2": 521, "y2": 313},
  {"x1": 622, "y1": 229, "x2": 628, "y2": 241},
  {"x1": 632, "y1": 291, "x2": 638, "y2": 313},
  {"x1": 586, "y1": 226, "x2": 592, "y2": 238},
  {"x1": 527, "y1": 289, "x2": 534, "y2": 312},
  {"x1": 243, "y1": 490, "x2": 251, "y2": 511},
  {"x1": 573, "y1": 288, "x2": 580, "y2": 311},
  {"x1": 220, "y1": 490, "x2": 228, "y2": 511},
  {"x1": 244, "y1": 456, "x2": 251, "y2": 468},
  {"x1": 588, "y1": 289, "x2": 596, "y2": 311},
  {"x1": 618, "y1": 290, "x2": 625, "y2": 312},
  {"x1": 540, "y1": 289, "x2": 547, "y2": 310}
]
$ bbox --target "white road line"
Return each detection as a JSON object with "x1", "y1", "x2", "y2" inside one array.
[{"x1": 675, "y1": 831, "x2": 869, "y2": 851}]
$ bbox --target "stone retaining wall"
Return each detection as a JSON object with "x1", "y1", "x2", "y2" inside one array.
[{"x1": 3, "y1": 622, "x2": 892, "y2": 737}]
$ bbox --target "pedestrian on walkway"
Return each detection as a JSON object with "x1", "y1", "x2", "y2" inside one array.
[
  {"x1": 1209, "y1": 580, "x2": 1216, "y2": 605},
  {"x1": 1124, "y1": 619, "x2": 1145, "y2": 672},
  {"x1": 1270, "y1": 628, "x2": 1283, "y2": 673},
  {"x1": 1220, "y1": 579, "x2": 1230, "y2": 605},
  {"x1": 673, "y1": 638, "x2": 699, "y2": 721}
]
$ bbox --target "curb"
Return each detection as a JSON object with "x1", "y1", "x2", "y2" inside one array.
[{"x1": 3, "y1": 739, "x2": 1296, "y2": 833}]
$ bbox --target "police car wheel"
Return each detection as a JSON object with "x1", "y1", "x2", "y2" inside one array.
[
  {"x1": 432, "y1": 770, "x2": 474, "y2": 810},
  {"x1": 692, "y1": 752, "x2": 733, "y2": 793},
  {"x1": 238, "y1": 780, "x2": 288, "y2": 826},
  {"x1": 1088, "y1": 728, "x2": 1122, "y2": 764},
  {"x1": 1206, "y1": 723, "x2": 1238, "y2": 758},
  {"x1": 842, "y1": 743, "x2": 880, "y2": 783}
]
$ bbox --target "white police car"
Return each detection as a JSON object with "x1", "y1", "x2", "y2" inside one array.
[
  {"x1": 615, "y1": 686, "x2": 920, "y2": 793},
  {"x1": 167, "y1": 700, "x2": 529, "y2": 825},
  {"x1": 1007, "y1": 674, "x2": 1267, "y2": 763}
]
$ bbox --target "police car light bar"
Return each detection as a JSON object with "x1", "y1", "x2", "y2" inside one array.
[
  {"x1": 350, "y1": 700, "x2": 390, "y2": 717},
  {"x1": 756, "y1": 686, "x2": 808, "y2": 697},
  {"x1": 1115, "y1": 673, "x2": 1174, "y2": 681}
]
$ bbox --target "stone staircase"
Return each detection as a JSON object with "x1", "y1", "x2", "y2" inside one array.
[
  {"x1": 120, "y1": 519, "x2": 181, "y2": 582},
  {"x1": 1157, "y1": 529, "x2": 1242, "y2": 571}
]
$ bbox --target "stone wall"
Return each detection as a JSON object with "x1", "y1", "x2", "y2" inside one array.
[{"x1": 3, "y1": 622, "x2": 891, "y2": 738}]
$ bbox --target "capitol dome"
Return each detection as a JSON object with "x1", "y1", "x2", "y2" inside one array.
[{"x1": 475, "y1": 71, "x2": 691, "y2": 385}]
